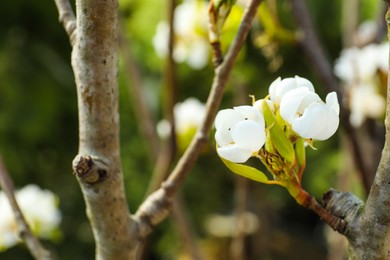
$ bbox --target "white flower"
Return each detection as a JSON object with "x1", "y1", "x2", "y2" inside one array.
[
  {"x1": 152, "y1": 0, "x2": 210, "y2": 69},
  {"x1": 355, "y1": 21, "x2": 377, "y2": 45},
  {"x1": 156, "y1": 119, "x2": 171, "y2": 140},
  {"x1": 157, "y1": 98, "x2": 206, "y2": 139},
  {"x1": 280, "y1": 88, "x2": 340, "y2": 140},
  {"x1": 0, "y1": 184, "x2": 61, "y2": 250},
  {"x1": 204, "y1": 212, "x2": 259, "y2": 237},
  {"x1": 349, "y1": 84, "x2": 386, "y2": 127},
  {"x1": 16, "y1": 185, "x2": 61, "y2": 238},
  {"x1": 215, "y1": 106, "x2": 266, "y2": 163},
  {"x1": 334, "y1": 42, "x2": 388, "y2": 126},
  {"x1": 0, "y1": 193, "x2": 18, "y2": 249},
  {"x1": 175, "y1": 98, "x2": 206, "y2": 134},
  {"x1": 269, "y1": 76, "x2": 315, "y2": 104},
  {"x1": 334, "y1": 44, "x2": 385, "y2": 83}
]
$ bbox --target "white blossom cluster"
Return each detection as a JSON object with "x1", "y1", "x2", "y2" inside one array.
[
  {"x1": 334, "y1": 42, "x2": 388, "y2": 127},
  {"x1": 215, "y1": 76, "x2": 340, "y2": 163},
  {"x1": 0, "y1": 184, "x2": 61, "y2": 251},
  {"x1": 152, "y1": 0, "x2": 210, "y2": 69}
]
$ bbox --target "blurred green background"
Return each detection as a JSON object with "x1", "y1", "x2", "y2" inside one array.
[{"x1": 0, "y1": 0, "x2": 381, "y2": 259}]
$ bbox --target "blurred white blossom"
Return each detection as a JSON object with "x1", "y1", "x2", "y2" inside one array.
[
  {"x1": 334, "y1": 42, "x2": 388, "y2": 127},
  {"x1": 215, "y1": 106, "x2": 266, "y2": 163},
  {"x1": 349, "y1": 83, "x2": 386, "y2": 127},
  {"x1": 152, "y1": 0, "x2": 210, "y2": 69},
  {"x1": 157, "y1": 97, "x2": 206, "y2": 139},
  {"x1": 0, "y1": 184, "x2": 61, "y2": 251},
  {"x1": 204, "y1": 212, "x2": 259, "y2": 237}
]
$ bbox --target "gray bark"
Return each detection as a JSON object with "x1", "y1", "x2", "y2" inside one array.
[{"x1": 70, "y1": 0, "x2": 136, "y2": 258}]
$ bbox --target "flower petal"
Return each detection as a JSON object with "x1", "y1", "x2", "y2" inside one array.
[
  {"x1": 280, "y1": 87, "x2": 313, "y2": 123},
  {"x1": 215, "y1": 127, "x2": 233, "y2": 147},
  {"x1": 234, "y1": 105, "x2": 264, "y2": 124},
  {"x1": 274, "y1": 78, "x2": 297, "y2": 102},
  {"x1": 294, "y1": 75, "x2": 315, "y2": 92},
  {"x1": 215, "y1": 109, "x2": 242, "y2": 129},
  {"x1": 292, "y1": 103, "x2": 327, "y2": 139},
  {"x1": 325, "y1": 92, "x2": 340, "y2": 115},
  {"x1": 269, "y1": 77, "x2": 282, "y2": 101},
  {"x1": 217, "y1": 144, "x2": 253, "y2": 163},
  {"x1": 313, "y1": 109, "x2": 339, "y2": 140},
  {"x1": 231, "y1": 120, "x2": 265, "y2": 152}
]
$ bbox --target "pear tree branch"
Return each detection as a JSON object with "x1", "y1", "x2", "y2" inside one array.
[
  {"x1": 53, "y1": 0, "x2": 76, "y2": 46},
  {"x1": 55, "y1": 0, "x2": 136, "y2": 258},
  {"x1": 133, "y1": 0, "x2": 264, "y2": 237}
]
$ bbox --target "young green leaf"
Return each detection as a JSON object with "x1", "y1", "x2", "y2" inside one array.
[
  {"x1": 220, "y1": 157, "x2": 269, "y2": 183},
  {"x1": 294, "y1": 137, "x2": 306, "y2": 168},
  {"x1": 261, "y1": 100, "x2": 295, "y2": 163}
]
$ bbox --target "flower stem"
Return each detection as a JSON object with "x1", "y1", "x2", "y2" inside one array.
[{"x1": 291, "y1": 186, "x2": 347, "y2": 234}]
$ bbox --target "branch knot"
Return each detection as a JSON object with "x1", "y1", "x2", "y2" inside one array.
[{"x1": 72, "y1": 155, "x2": 109, "y2": 184}]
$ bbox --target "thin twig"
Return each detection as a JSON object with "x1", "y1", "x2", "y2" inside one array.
[
  {"x1": 341, "y1": 0, "x2": 359, "y2": 48},
  {"x1": 134, "y1": 0, "x2": 263, "y2": 237},
  {"x1": 119, "y1": 22, "x2": 160, "y2": 161},
  {"x1": 53, "y1": 0, "x2": 76, "y2": 46},
  {"x1": 0, "y1": 156, "x2": 54, "y2": 260},
  {"x1": 144, "y1": 0, "x2": 178, "y2": 196},
  {"x1": 164, "y1": 0, "x2": 263, "y2": 197},
  {"x1": 300, "y1": 189, "x2": 347, "y2": 234},
  {"x1": 165, "y1": 0, "x2": 178, "y2": 157},
  {"x1": 144, "y1": 1, "x2": 204, "y2": 258}
]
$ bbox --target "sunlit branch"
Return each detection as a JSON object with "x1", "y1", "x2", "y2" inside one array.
[
  {"x1": 53, "y1": 0, "x2": 76, "y2": 46},
  {"x1": 0, "y1": 156, "x2": 54, "y2": 260}
]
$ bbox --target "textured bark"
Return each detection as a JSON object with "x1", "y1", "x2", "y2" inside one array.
[{"x1": 70, "y1": 0, "x2": 135, "y2": 258}]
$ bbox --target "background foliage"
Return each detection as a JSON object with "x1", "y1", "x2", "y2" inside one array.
[{"x1": 0, "y1": 0, "x2": 380, "y2": 259}]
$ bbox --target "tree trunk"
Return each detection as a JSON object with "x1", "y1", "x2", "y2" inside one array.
[{"x1": 70, "y1": 0, "x2": 136, "y2": 258}]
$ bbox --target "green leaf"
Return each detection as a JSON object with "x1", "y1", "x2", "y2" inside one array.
[
  {"x1": 294, "y1": 137, "x2": 306, "y2": 167},
  {"x1": 261, "y1": 101, "x2": 295, "y2": 163},
  {"x1": 220, "y1": 157, "x2": 269, "y2": 183}
]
